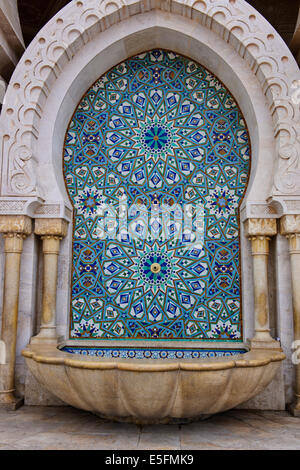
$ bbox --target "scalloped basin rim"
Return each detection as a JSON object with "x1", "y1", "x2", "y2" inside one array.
[
  {"x1": 22, "y1": 345, "x2": 285, "y2": 372},
  {"x1": 22, "y1": 345, "x2": 286, "y2": 423}
]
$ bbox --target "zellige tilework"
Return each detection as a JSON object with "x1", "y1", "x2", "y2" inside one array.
[{"x1": 64, "y1": 49, "x2": 250, "y2": 341}]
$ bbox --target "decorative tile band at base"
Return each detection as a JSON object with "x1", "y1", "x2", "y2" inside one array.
[{"x1": 61, "y1": 346, "x2": 247, "y2": 360}]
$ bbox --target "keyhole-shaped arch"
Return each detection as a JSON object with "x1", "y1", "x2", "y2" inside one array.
[{"x1": 63, "y1": 49, "x2": 250, "y2": 342}]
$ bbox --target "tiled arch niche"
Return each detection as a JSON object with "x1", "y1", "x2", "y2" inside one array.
[
  {"x1": 0, "y1": 0, "x2": 299, "y2": 412},
  {"x1": 63, "y1": 49, "x2": 250, "y2": 342}
]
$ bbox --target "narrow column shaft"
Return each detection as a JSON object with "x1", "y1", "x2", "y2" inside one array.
[
  {"x1": 0, "y1": 234, "x2": 24, "y2": 406},
  {"x1": 287, "y1": 234, "x2": 300, "y2": 411},
  {"x1": 251, "y1": 236, "x2": 272, "y2": 341},
  {"x1": 280, "y1": 215, "x2": 300, "y2": 415},
  {"x1": 32, "y1": 236, "x2": 61, "y2": 342},
  {"x1": 41, "y1": 237, "x2": 61, "y2": 331},
  {"x1": 244, "y1": 218, "x2": 279, "y2": 349},
  {"x1": 31, "y1": 218, "x2": 68, "y2": 345}
]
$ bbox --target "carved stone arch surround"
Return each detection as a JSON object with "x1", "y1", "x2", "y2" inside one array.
[{"x1": 0, "y1": 0, "x2": 299, "y2": 219}]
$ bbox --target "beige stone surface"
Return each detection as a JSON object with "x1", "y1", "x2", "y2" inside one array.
[
  {"x1": 0, "y1": 228, "x2": 29, "y2": 409},
  {"x1": 0, "y1": 406, "x2": 299, "y2": 450},
  {"x1": 34, "y1": 218, "x2": 68, "y2": 238},
  {"x1": 24, "y1": 369, "x2": 65, "y2": 407},
  {"x1": 31, "y1": 217, "x2": 69, "y2": 344},
  {"x1": 280, "y1": 215, "x2": 300, "y2": 235},
  {"x1": 0, "y1": 215, "x2": 32, "y2": 236},
  {"x1": 245, "y1": 219, "x2": 280, "y2": 347},
  {"x1": 22, "y1": 344, "x2": 285, "y2": 424},
  {"x1": 237, "y1": 366, "x2": 285, "y2": 410},
  {"x1": 244, "y1": 218, "x2": 277, "y2": 238}
]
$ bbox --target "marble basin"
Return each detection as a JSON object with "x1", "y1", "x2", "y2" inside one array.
[{"x1": 22, "y1": 344, "x2": 285, "y2": 424}]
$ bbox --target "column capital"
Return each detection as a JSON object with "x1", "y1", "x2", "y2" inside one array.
[
  {"x1": 285, "y1": 233, "x2": 300, "y2": 255},
  {"x1": 244, "y1": 218, "x2": 277, "y2": 238},
  {"x1": 0, "y1": 215, "x2": 32, "y2": 237},
  {"x1": 34, "y1": 218, "x2": 68, "y2": 238},
  {"x1": 280, "y1": 215, "x2": 300, "y2": 236},
  {"x1": 249, "y1": 236, "x2": 271, "y2": 256}
]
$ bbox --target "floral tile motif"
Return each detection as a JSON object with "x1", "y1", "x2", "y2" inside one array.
[
  {"x1": 64, "y1": 49, "x2": 250, "y2": 341},
  {"x1": 62, "y1": 346, "x2": 247, "y2": 360}
]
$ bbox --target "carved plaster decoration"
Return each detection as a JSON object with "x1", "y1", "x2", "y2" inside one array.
[
  {"x1": 0, "y1": 0, "x2": 299, "y2": 213},
  {"x1": 0, "y1": 197, "x2": 43, "y2": 217},
  {"x1": 241, "y1": 202, "x2": 280, "y2": 222},
  {"x1": 34, "y1": 203, "x2": 72, "y2": 221},
  {"x1": 280, "y1": 214, "x2": 300, "y2": 235},
  {"x1": 244, "y1": 218, "x2": 277, "y2": 238}
]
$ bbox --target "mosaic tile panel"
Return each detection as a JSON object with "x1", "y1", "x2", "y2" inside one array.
[
  {"x1": 62, "y1": 346, "x2": 247, "y2": 360},
  {"x1": 64, "y1": 49, "x2": 250, "y2": 341}
]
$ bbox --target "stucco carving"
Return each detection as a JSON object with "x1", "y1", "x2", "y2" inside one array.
[
  {"x1": 241, "y1": 203, "x2": 280, "y2": 222},
  {"x1": 34, "y1": 203, "x2": 72, "y2": 221},
  {"x1": 244, "y1": 218, "x2": 277, "y2": 237},
  {"x1": 35, "y1": 218, "x2": 68, "y2": 238},
  {"x1": 280, "y1": 214, "x2": 300, "y2": 235},
  {"x1": 0, "y1": 0, "x2": 299, "y2": 209},
  {"x1": 0, "y1": 215, "x2": 32, "y2": 236}
]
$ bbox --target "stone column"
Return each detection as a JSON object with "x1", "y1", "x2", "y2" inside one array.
[
  {"x1": 31, "y1": 219, "x2": 68, "y2": 345},
  {"x1": 280, "y1": 215, "x2": 300, "y2": 417},
  {"x1": 244, "y1": 218, "x2": 280, "y2": 349},
  {"x1": 0, "y1": 215, "x2": 32, "y2": 410}
]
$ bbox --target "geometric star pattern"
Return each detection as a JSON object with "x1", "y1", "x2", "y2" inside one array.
[{"x1": 64, "y1": 49, "x2": 250, "y2": 342}]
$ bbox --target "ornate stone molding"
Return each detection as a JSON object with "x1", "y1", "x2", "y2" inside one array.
[
  {"x1": 34, "y1": 203, "x2": 72, "y2": 222},
  {"x1": 34, "y1": 218, "x2": 69, "y2": 238},
  {"x1": 0, "y1": 197, "x2": 44, "y2": 217},
  {"x1": 0, "y1": 198, "x2": 73, "y2": 221},
  {"x1": 241, "y1": 202, "x2": 280, "y2": 222},
  {"x1": 244, "y1": 218, "x2": 277, "y2": 238},
  {"x1": 280, "y1": 215, "x2": 300, "y2": 236},
  {"x1": 0, "y1": 0, "x2": 299, "y2": 207},
  {"x1": 0, "y1": 215, "x2": 32, "y2": 236}
]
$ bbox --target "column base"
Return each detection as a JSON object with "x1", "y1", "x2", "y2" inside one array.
[
  {"x1": 248, "y1": 338, "x2": 282, "y2": 350},
  {"x1": 30, "y1": 326, "x2": 60, "y2": 346},
  {"x1": 0, "y1": 393, "x2": 24, "y2": 411},
  {"x1": 288, "y1": 403, "x2": 300, "y2": 417},
  {"x1": 30, "y1": 335, "x2": 59, "y2": 346},
  {"x1": 30, "y1": 334, "x2": 65, "y2": 346}
]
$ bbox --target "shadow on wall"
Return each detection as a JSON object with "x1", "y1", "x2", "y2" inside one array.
[
  {"x1": 17, "y1": 0, "x2": 71, "y2": 46},
  {"x1": 17, "y1": 0, "x2": 299, "y2": 47}
]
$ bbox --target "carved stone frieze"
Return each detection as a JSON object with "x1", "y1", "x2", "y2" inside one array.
[
  {"x1": 0, "y1": 215, "x2": 32, "y2": 236},
  {"x1": 34, "y1": 218, "x2": 68, "y2": 238},
  {"x1": 280, "y1": 215, "x2": 300, "y2": 235},
  {"x1": 244, "y1": 218, "x2": 277, "y2": 238}
]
